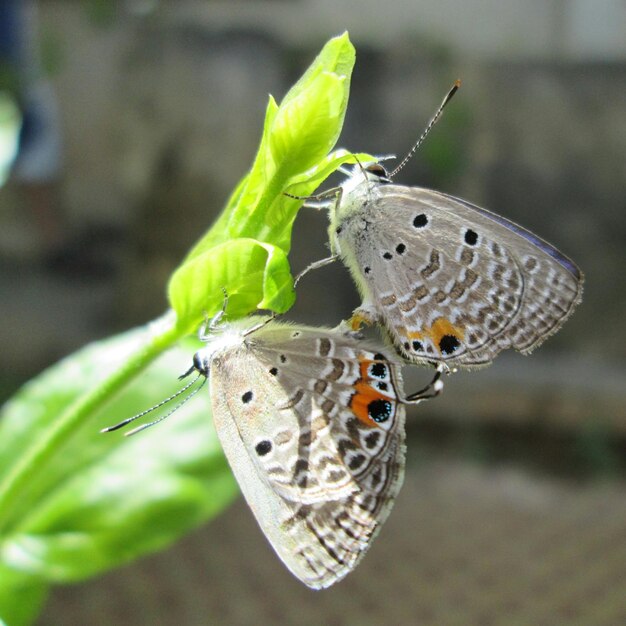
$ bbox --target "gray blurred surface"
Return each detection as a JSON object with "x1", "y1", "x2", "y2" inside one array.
[
  {"x1": 1, "y1": 2, "x2": 623, "y2": 373},
  {"x1": 41, "y1": 452, "x2": 626, "y2": 625}
]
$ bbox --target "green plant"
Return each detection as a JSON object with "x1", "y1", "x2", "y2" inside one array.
[{"x1": 0, "y1": 33, "x2": 372, "y2": 625}]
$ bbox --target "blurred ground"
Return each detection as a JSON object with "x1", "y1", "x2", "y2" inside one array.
[{"x1": 41, "y1": 449, "x2": 626, "y2": 626}]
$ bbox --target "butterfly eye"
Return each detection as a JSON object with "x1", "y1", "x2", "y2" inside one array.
[
  {"x1": 364, "y1": 163, "x2": 390, "y2": 181},
  {"x1": 193, "y1": 352, "x2": 205, "y2": 374}
]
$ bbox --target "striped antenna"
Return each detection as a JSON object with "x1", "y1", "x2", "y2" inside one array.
[
  {"x1": 388, "y1": 79, "x2": 461, "y2": 179},
  {"x1": 123, "y1": 378, "x2": 207, "y2": 436},
  {"x1": 100, "y1": 373, "x2": 204, "y2": 434}
]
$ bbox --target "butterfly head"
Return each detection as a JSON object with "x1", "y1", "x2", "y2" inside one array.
[
  {"x1": 185, "y1": 321, "x2": 250, "y2": 380},
  {"x1": 181, "y1": 351, "x2": 209, "y2": 379},
  {"x1": 345, "y1": 159, "x2": 394, "y2": 186},
  {"x1": 362, "y1": 162, "x2": 392, "y2": 183}
]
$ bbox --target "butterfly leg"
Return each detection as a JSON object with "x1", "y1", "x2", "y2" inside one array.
[
  {"x1": 198, "y1": 288, "x2": 230, "y2": 340},
  {"x1": 241, "y1": 258, "x2": 341, "y2": 338},
  {"x1": 347, "y1": 304, "x2": 379, "y2": 332},
  {"x1": 294, "y1": 255, "x2": 339, "y2": 288},
  {"x1": 332, "y1": 318, "x2": 365, "y2": 339},
  {"x1": 284, "y1": 186, "x2": 342, "y2": 209},
  {"x1": 403, "y1": 363, "x2": 446, "y2": 403}
]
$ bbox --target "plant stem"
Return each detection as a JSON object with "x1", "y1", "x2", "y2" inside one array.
[{"x1": 0, "y1": 313, "x2": 184, "y2": 534}]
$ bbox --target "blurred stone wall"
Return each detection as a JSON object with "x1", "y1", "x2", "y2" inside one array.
[
  {"x1": 0, "y1": 1, "x2": 622, "y2": 434},
  {"x1": 1, "y1": 0, "x2": 623, "y2": 424},
  {"x1": 15, "y1": 2, "x2": 620, "y2": 359}
]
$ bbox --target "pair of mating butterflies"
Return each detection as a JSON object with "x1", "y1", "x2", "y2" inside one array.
[{"x1": 104, "y1": 86, "x2": 583, "y2": 589}]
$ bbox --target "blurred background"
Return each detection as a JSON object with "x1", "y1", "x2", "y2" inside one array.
[{"x1": 0, "y1": 0, "x2": 624, "y2": 624}]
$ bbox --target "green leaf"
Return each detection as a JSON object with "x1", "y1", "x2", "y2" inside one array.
[
  {"x1": 167, "y1": 33, "x2": 357, "y2": 325},
  {"x1": 0, "y1": 326, "x2": 238, "y2": 583},
  {"x1": 168, "y1": 238, "x2": 295, "y2": 334},
  {"x1": 0, "y1": 564, "x2": 48, "y2": 626},
  {"x1": 280, "y1": 31, "x2": 354, "y2": 107},
  {"x1": 269, "y1": 72, "x2": 347, "y2": 176}
]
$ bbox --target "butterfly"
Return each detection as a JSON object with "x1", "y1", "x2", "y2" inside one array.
[
  {"x1": 103, "y1": 316, "x2": 441, "y2": 589},
  {"x1": 297, "y1": 81, "x2": 584, "y2": 368}
]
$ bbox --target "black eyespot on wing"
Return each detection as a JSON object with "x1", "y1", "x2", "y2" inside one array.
[
  {"x1": 280, "y1": 354, "x2": 287, "y2": 363},
  {"x1": 413, "y1": 214, "x2": 428, "y2": 228},
  {"x1": 412, "y1": 340, "x2": 423, "y2": 351},
  {"x1": 368, "y1": 399, "x2": 392, "y2": 423},
  {"x1": 269, "y1": 367, "x2": 278, "y2": 376},
  {"x1": 373, "y1": 353, "x2": 386, "y2": 361},
  {"x1": 369, "y1": 362, "x2": 387, "y2": 379},
  {"x1": 376, "y1": 381, "x2": 388, "y2": 391},
  {"x1": 255, "y1": 440, "x2": 272, "y2": 456},
  {"x1": 383, "y1": 252, "x2": 393, "y2": 260},
  {"x1": 241, "y1": 391, "x2": 253, "y2": 404},
  {"x1": 364, "y1": 266, "x2": 371, "y2": 274},
  {"x1": 464, "y1": 229, "x2": 478, "y2": 246},
  {"x1": 439, "y1": 335, "x2": 461, "y2": 354},
  {"x1": 336, "y1": 226, "x2": 342, "y2": 234},
  {"x1": 396, "y1": 243, "x2": 406, "y2": 255}
]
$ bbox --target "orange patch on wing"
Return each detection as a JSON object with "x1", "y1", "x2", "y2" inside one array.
[
  {"x1": 358, "y1": 358, "x2": 372, "y2": 380},
  {"x1": 349, "y1": 355, "x2": 393, "y2": 427},
  {"x1": 407, "y1": 317, "x2": 465, "y2": 353},
  {"x1": 350, "y1": 381, "x2": 389, "y2": 427}
]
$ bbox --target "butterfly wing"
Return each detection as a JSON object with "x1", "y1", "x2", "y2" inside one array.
[
  {"x1": 209, "y1": 324, "x2": 406, "y2": 589},
  {"x1": 335, "y1": 184, "x2": 583, "y2": 367}
]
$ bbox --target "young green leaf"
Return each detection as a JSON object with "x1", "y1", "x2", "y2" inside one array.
[
  {"x1": 168, "y1": 238, "x2": 295, "y2": 334},
  {"x1": 280, "y1": 31, "x2": 354, "y2": 108},
  {"x1": 167, "y1": 32, "x2": 360, "y2": 326},
  {"x1": 269, "y1": 72, "x2": 347, "y2": 176}
]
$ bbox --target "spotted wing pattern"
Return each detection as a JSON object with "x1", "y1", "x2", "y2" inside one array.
[
  {"x1": 209, "y1": 323, "x2": 406, "y2": 589},
  {"x1": 335, "y1": 184, "x2": 583, "y2": 367}
]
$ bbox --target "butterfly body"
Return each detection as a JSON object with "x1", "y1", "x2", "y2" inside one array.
[
  {"x1": 193, "y1": 318, "x2": 407, "y2": 589},
  {"x1": 329, "y1": 166, "x2": 584, "y2": 368}
]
